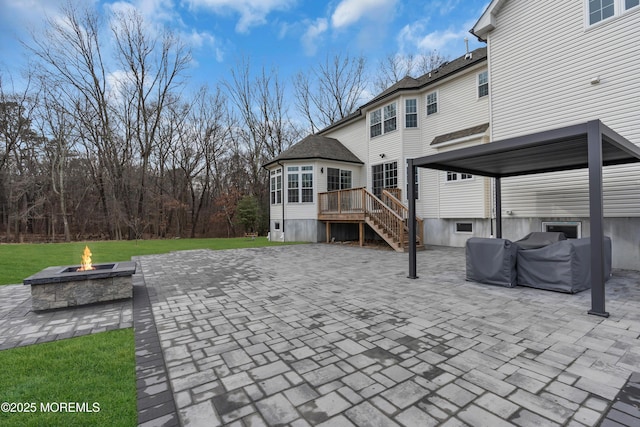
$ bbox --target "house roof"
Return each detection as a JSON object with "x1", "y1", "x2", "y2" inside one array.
[
  {"x1": 370, "y1": 48, "x2": 487, "y2": 105},
  {"x1": 319, "y1": 47, "x2": 488, "y2": 135},
  {"x1": 413, "y1": 120, "x2": 640, "y2": 178},
  {"x1": 431, "y1": 123, "x2": 490, "y2": 146},
  {"x1": 262, "y1": 134, "x2": 364, "y2": 169}
]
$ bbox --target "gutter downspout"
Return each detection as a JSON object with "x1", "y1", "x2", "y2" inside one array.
[{"x1": 277, "y1": 161, "x2": 285, "y2": 242}]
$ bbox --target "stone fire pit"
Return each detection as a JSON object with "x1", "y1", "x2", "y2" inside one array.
[{"x1": 23, "y1": 262, "x2": 137, "y2": 311}]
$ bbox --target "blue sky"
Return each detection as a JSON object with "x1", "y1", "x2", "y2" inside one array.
[{"x1": 0, "y1": 0, "x2": 488, "y2": 97}]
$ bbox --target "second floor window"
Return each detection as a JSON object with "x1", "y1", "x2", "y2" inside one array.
[
  {"x1": 370, "y1": 102, "x2": 397, "y2": 137},
  {"x1": 383, "y1": 103, "x2": 397, "y2": 133},
  {"x1": 405, "y1": 99, "x2": 417, "y2": 128},
  {"x1": 590, "y1": 0, "x2": 614, "y2": 24},
  {"x1": 427, "y1": 92, "x2": 438, "y2": 115},
  {"x1": 478, "y1": 71, "x2": 489, "y2": 98},
  {"x1": 370, "y1": 109, "x2": 382, "y2": 137},
  {"x1": 587, "y1": 0, "x2": 637, "y2": 25}
]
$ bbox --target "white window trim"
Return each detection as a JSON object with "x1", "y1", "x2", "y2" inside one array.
[
  {"x1": 270, "y1": 168, "x2": 282, "y2": 205},
  {"x1": 286, "y1": 165, "x2": 314, "y2": 204},
  {"x1": 445, "y1": 171, "x2": 474, "y2": 183},
  {"x1": 477, "y1": 70, "x2": 489, "y2": 99},
  {"x1": 370, "y1": 101, "x2": 398, "y2": 138},
  {"x1": 426, "y1": 91, "x2": 438, "y2": 116},
  {"x1": 585, "y1": 0, "x2": 639, "y2": 28},
  {"x1": 454, "y1": 222, "x2": 473, "y2": 234},
  {"x1": 405, "y1": 98, "x2": 418, "y2": 129}
]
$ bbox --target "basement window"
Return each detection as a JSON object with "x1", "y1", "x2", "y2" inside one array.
[
  {"x1": 542, "y1": 221, "x2": 581, "y2": 239},
  {"x1": 455, "y1": 222, "x2": 473, "y2": 233},
  {"x1": 274, "y1": 222, "x2": 280, "y2": 230}
]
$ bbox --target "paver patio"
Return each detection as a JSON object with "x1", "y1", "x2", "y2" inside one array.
[{"x1": 133, "y1": 244, "x2": 640, "y2": 427}]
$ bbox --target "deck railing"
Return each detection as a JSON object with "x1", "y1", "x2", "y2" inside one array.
[{"x1": 318, "y1": 187, "x2": 365, "y2": 215}]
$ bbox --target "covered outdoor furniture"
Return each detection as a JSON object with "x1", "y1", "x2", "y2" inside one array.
[
  {"x1": 515, "y1": 232, "x2": 566, "y2": 250},
  {"x1": 465, "y1": 237, "x2": 518, "y2": 287},
  {"x1": 517, "y1": 237, "x2": 612, "y2": 293}
]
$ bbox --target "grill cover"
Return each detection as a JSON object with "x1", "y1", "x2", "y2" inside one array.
[
  {"x1": 465, "y1": 238, "x2": 518, "y2": 287},
  {"x1": 517, "y1": 237, "x2": 612, "y2": 293}
]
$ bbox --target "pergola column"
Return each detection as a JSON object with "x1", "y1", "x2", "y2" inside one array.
[
  {"x1": 495, "y1": 177, "x2": 502, "y2": 238},
  {"x1": 587, "y1": 120, "x2": 608, "y2": 317},
  {"x1": 408, "y1": 159, "x2": 418, "y2": 279}
]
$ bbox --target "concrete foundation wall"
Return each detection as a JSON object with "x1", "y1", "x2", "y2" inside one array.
[
  {"x1": 275, "y1": 219, "x2": 324, "y2": 242},
  {"x1": 423, "y1": 217, "x2": 640, "y2": 270},
  {"x1": 423, "y1": 218, "x2": 493, "y2": 248}
]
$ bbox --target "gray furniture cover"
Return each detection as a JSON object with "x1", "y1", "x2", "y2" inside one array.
[
  {"x1": 466, "y1": 237, "x2": 518, "y2": 287},
  {"x1": 515, "y1": 232, "x2": 566, "y2": 249},
  {"x1": 517, "y1": 237, "x2": 612, "y2": 293}
]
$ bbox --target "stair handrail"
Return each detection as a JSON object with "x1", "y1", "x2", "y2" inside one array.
[
  {"x1": 363, "y1": 188, "x2": 405, "y2": 242},
  {"x1": 381, "y1": 189, "x2": 424, "y2": 245}
]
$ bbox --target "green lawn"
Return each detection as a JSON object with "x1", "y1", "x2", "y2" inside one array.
[
  {"x1": 0, "y1": 328, "x2": 136, "y2": 427},
  {"x1": 0, "y1": 236, "x2": 296, "y2": 285},
  {"x1": 0, "y1": 237, "x2": 297, "y2": 426}
]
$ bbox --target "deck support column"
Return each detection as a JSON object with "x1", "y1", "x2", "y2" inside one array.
[
  {"x1": 326, "y1": 222, "x2": 330, "y2": 243},
  {"x1": 359, "y1": 222, "x2": 364, "y2": 247},
  {"x1": 587, "y1": 120, "x2": 608, "y2": 318}
]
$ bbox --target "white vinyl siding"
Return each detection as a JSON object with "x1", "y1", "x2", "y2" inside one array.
[
  {"x1": 416, "y1": 66, "x2": 490, "y2": 219},
  {"x1": 488, "y1": 0, "x2": 640, "y2": 217},
  {"x1": 439, "y1": 172, "x2": 486, "y2": 218}
]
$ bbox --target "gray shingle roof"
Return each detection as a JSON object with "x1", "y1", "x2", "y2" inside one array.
[
  {"x1": 263, "y1": 134, "x2": 363, "y2": 168},
  {"x1": 319, "y1": 47, "x2": 487, "y2": 135}
]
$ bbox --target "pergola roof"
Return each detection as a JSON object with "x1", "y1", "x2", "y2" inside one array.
[
  {"x1": 407, "y1": 119, "x2": 640, "y2": 318},
  {"x1": 413, "y1": 120, "x2": 640, "y2": 177}
]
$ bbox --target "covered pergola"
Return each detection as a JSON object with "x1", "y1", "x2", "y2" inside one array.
[{"x1": 407, "y1": 120, "x2": 640, "y2": 317}]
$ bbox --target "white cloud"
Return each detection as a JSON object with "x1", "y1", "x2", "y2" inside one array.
[
  {"x1": 331, "y1": 0, "x2": 397, "y2": 29},
  {"x1": 397, "y1": 18, "x2": 474, "y2": 57},
  {"x1": 430, "y1": 0, "x2": 461, "y2": 15},
  {"x1": 184, "y1": 0, "x2": 295, "y2": 33},
  {"x1": 301, "y1": 18, "x2": 327, "y2": 56}
]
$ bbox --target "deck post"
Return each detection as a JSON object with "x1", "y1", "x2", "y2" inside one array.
[
  {"x1": 326, "y1": 222, "x2": 330, "y2": 243},
  {"x1": 587, "y1": 120, "x2": 608, "y2": 318},
  {"x1": 359, "y1": 222, "x2": 364, "y2": 247},
  {"x1": 408, "y1": 159, "x2": 418, "y2": 279}
]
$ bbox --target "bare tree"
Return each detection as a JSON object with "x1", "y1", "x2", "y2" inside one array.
[
  {"x1": 224, "y1": 58, "x2": 299, "y2": 206},
  {"x1": 373, "y1": 50, "x2": 449, "y2": 93},
  {"x1": 294, "y1": 52, "x2": 367, "y2": 133},
  {"x1": 0, "y1": 74, "x2": 40, "y2": 239},
  {"x1": 111, "y1": 8, "x2": 191, "y2": 238},
  {"x1": 26, "y1": 3, "x2": 120, "y2": 238},
  {"x1": 35, "y1": 83, "x2": 77, "y2": 241}
]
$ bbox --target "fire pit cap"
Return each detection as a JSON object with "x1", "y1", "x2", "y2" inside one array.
[{"x1": 24, "y1": 261, "x2": 137, "y2": 286}]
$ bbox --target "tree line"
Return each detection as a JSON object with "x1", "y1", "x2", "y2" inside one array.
[{"x1": 0, "y1": 3, "x2": 446, "y2": 243}]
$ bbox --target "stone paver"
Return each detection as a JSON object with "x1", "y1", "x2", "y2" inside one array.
[
  {"x1": 0, "y1": 275, "x2": 132, "y2": 351},
  {"x1": 2, "y1": 243, "x2": 640, "y2": 427},
  {"x1": 133, "y1": 244, "x2": 640, "y2": 426}
]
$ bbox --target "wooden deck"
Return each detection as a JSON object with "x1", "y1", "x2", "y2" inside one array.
[{"x1": 318, "y1": 188, "x2": 424, "y2": 252}]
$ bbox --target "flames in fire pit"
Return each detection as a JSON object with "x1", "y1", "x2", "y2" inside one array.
[{"x1": 77, "y1": 245, "x2": 95, "y2": 272}]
